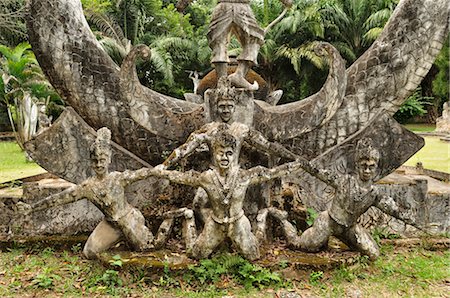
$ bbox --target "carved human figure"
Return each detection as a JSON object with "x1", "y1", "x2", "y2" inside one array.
[
  {"x1": 161, "y1": 84, "x2": 297, "y2": 170},
  {"x1": 150, "y1": 130, "x2": 308, "y2": 260},
  {"x1": 160, "y1": 83, "x2": 333, "y2": 235},
  {"x1": 159, "y1": 83, "x2": 299, "y2": 225},
  {"x1": 271, "y1": 138, "x2": 419, "y2": 260},
  {"x1": 16, "y1": 128, "x2": 154, "y2": 259},
  {"x1": 207, "y1": 0, "x2": 292, "y2": 90}
]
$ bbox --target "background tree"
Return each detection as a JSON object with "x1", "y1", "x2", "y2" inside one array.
[
  {"x1": 0, "y1": 43, "x2": 61, "y2": 148},
  {"x1": 322, "y1": 0, "x2": 398, "y2": 63},
  {"x1": 431, "y1": 39, "x2": 449, "y2": 120},
  {"x1": 0, "y1": 0, "x2": 27, "y2": 47}
]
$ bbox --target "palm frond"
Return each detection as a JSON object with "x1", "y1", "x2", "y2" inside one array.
[
  {"x1": 84, "y1": 9, "x2": 129, "y2": 48},
  {"x1": 0, "y1": 45, "x2": 13, "y2": 60},
  {"x1": 11, "y1": 42, "x2": 32, "y2": 61},
  {"x1": 363, "y1": 27, "x2": 383, "y2": 43},
  {"x1": 364, "y1": 8, "x2": 392, "y2": 30},
  {"x1": 277, "y1": 42, "x2": 325, "y2": 75},
  {"x1": 150, "y1": 47, "x2": 174, "y2": 84},
  {"x1": 98, "y1": 36, "x2": 130, "y2": 65},
  {"x1": 329, "y1": 41, "x2": 356, "y2": 63}
]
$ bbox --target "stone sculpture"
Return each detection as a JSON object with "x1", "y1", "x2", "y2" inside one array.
[
  {"x1": 16, "y1": 128, "x2": 154, "y2": 258},
  {"x1": 19, "y1": 0, "x2": 449, "y2": 260},
  {"x1": 208, "y1": 0, "x2": 292, "y2": 90},
  {"x1": 271, "y1": 138, "x2": 421, "y2": 259},
  {"x1": 160, "y1": 79, "x2": 299, "y2": 169},
  {"x1": 149, "y1": 129, "x2": 312, "y2": 260}
]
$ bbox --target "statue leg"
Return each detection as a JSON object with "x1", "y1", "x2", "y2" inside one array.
[
  {"x1": 193, "y1": 188, "x2": 208, "y2": 224},
  {"x1": 298, "y1": 211, "x2": 333, "y2": 252},
  {"x1": 154, "y1": 217, "x2": 175, "y2": 249},
  {"x1": 228, "y1": 60, "x2": 259, "y2": 90},
  {"x1": 229, "y1": 216, "x2": 260, "y2": 260},
  {"x1": 255, "y1": 208, "x2": 269, "y2": 243},
  {"x1": 228, "y1": 32, "x2": 260, "y2": 90},
  {"x1": 189, "y1": 215, "x2": 225, "y2": 259},
  {"x1": 182, "y1": 209, "x2": 197, "y2": 251},
  {"x1": 339, "y1": 224, "x2": 380, "y2": 260},
  {"x1": 117, "y1": 208, "x2": 154, "y2": 251},
  {"x1": 214, "y1": 62, "x2": 228, "y2": 81},
  {"x1": 83, "y1": 219, "x2": 122, "y2": 259},
  {"x1": 153, "y1": 207, "x2": 194, "y2": 249},
  {"x1": 268, "y1": 207, "x2": 302, "y2": 249},
  {"x1": 210, "y1": 38, "x2": 228, "y2": 80}
]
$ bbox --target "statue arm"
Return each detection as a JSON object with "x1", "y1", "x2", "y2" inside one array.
[
  {"x1": 28, "y1": 186, "x2": 83, "y2": 213},
  {"x1": 245, "y1": 130, "x2": 340, "y2": 187},
  {"x1": 162, "y1": 128, "x2": 209, "y2": 169},
  {"x1": 148, "y1": 169, "x2": 203, "y2": 187},
  {"x1": 246, "y1": 128, "x2": 298, "y2": 161},
  {"x1": 121, "y1": 168, "x2": 156, "y2": 185},
  {"x1": 247, "y1": 158, "x2": 340, "y2": 188},
  {"x1": 246, "y1": 160, "x2": 308, "y2": 184}
]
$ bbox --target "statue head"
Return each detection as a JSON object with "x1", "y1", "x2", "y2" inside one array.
[
  {"x1": 91, "y1": 127, "x2": 112, "y2": 178},
  {"x1": 216, "y1": 78, "x2": 236, "y2": 123},
  {"x1": 355, "y1": 138, "x2": 380, "y2": 182},
  {"x1": 211, "y1": 129, "x2": 237, "y2": 170}
]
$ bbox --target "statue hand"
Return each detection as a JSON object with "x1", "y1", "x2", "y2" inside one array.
[
  {"x1": 15, "y1": 201, "x2": 32, "y2": 215},
  {"x1": 154, "y1": 164, "x2": 167, "y2": 171}
]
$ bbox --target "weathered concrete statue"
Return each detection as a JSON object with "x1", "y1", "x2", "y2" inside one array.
[
  {"x1": 271, "y1": 138, "x2": 420, "y2": 259},
  {"x1": 161, "y1": 80, "x2": 298, "y2": 169},
  {"x1": 19, "y1": 0, "x2": 449, "y2": 260},
  {"x1": 150, "y1": 129, "x2": 307, "y2": 260},
  {"x1": 208, "y1": 0, "x2": 292, "y2": 90},
  {"x1": 16, "y1": 128, "x2": 154, "y2": 258}
]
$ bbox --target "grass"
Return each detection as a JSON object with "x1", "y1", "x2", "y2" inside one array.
[
  {"x1": 0, "y1": 142, "x2": 46, "y2": 184},
  {"x1": 404, "y1": 137, "x2": 450, "y2": 173},
  {"x1": 403, "y1": 123, "x2": 436, "y2": 132},
  {"x1": 0, "y1": 241, "x2": 448, "y2": 297},
  {"x1": 315, "y1": 245, "x2": 450, "y2": 297},
  {"x1": 402, "y1": 124, "x2": 449, "y2": 173}
]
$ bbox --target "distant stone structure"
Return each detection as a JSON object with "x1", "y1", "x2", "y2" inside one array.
[{"x1": 436, "y1": 101, "x2": 450, "y2": 134}]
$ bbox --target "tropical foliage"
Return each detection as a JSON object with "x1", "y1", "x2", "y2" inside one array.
[
  {"x1": 0, "y1": 0, "x2": 447, "y2": 124},
  {"x1": 394, "y1": 88, "x2": 433, "y2": 123},
  {"x1": 0, "y1": 0, "x2": 27, "y2": 47},
  {"x1": 0, "y1": 43, "x2": 60, "y2": 148},
  {"x1": 321, "y1": 0, "x2": 398, "y2": 63},
  {"x1": 432, "y1": 38, "x2": 449, "y2": 115}
]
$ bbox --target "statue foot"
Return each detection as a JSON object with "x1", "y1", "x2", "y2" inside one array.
[{"x1": 228, "y1": 73, "x2": 259, "y2": 90}]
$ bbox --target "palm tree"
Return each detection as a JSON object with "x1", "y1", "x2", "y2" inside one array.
[
  {"x1": 0, "y1": 43, "x2": 58, "y2": 148},
  {"x1": 112, "y1": 0, "x2": 160, "y2": 44},
  {"x1": 83, "y1": 0, "x2": 203, "y2": 92},
  {"x1": 322, "y1": 0, "x2": 398, "y2": 63},
  {"x1": 84, "y1": 9, "x2": 132, "y2": 65},
  {"x1": 0, "y1": 0, "x2": 27, "y2": 47},
  {"x1": 255, "y1": 0, "x2": 327, "y2": 98}
]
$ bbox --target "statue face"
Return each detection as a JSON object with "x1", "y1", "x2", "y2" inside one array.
[
  {"x1": 93, "y1": 151, "x2": 111, "y2": 177},
  {"x1": 217, "y1": 100, "x2": 235, "y2": 123},
  {"x1": 214, "y1": 146, "x2": 235, "y2": 170},
  {"x1": 357, "y1": 158, "x2": 378, "y2": 182}
]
